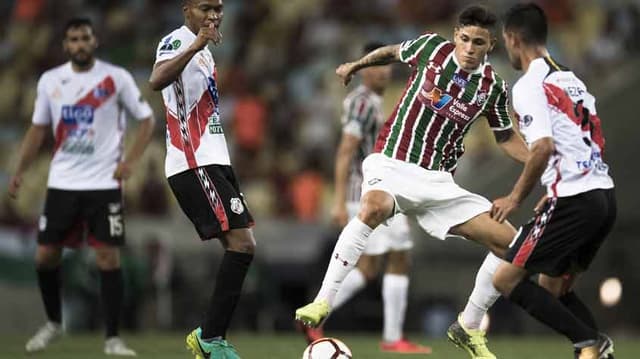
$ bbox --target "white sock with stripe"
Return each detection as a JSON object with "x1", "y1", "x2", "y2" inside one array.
[
  {"x1": 461, "y1": 252, "x2": 502, "y2": 329},
  {"x1": 332, "y1": 268, "x2": 366, "y2": 310},
  {"x1": 382, "y1": 273, "x2": 409, "y2": 342},
  {"x1": 315, "y1": 218, "x2": 372, "y2": 306}
]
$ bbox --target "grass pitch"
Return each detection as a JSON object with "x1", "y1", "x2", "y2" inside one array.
[{"x1": 1, "y1": 332, "x2": 639, "y2": 358}]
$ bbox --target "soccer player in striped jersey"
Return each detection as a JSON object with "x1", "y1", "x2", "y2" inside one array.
[
  {"x1": 9, "y1": 18, "x2": 155, "y2": 356},
  {"x1": 150, "y1": 1, "x2": 255, "y2": 358},
  {"x1": 297, "y1": 6, "x2": 528, "y2": 358},
  {"x1": 491, "y1": 4, "x2": 615, "y2": 359},
  {"x1": 299, "y1": 42, "x2": 431, "y2": 354}
]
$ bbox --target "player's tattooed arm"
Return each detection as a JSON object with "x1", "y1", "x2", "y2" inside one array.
[
  {"x1": 494, "y1": 128, "x2": 529, "y2": 163},
  {"x1": 336, "y1": 44, "x2": 400, "y2": 86}
]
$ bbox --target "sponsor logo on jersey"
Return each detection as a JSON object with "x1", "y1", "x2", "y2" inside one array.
[
  {"x1": 61, "y1": 105, "x2": 96, "y2": 154},
  {"x1": 62, "y1": 105, "x2": 94, "y2": 125},
  {"x1": 368, "y1": 178, "x2": 382, "y2": 185},
  {"x1": 230, "y1": 198, "x2": 244, "y2": 214},
  {"x1": 453, "y1": 73, "x2": 468, "y2": 88}
]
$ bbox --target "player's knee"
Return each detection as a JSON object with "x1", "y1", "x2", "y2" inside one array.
[
  {"x1": 225, "y1": 229, "x2": 256, "y2": 254},
  {"x1": 492, "y1": 270, "x2": 515, "y2": 297},
  {"x1": 358, "y1": 196, "x2": 393, "y2": 227}
]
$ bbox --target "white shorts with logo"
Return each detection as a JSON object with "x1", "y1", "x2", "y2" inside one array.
[
  {"x1": 361, "y1": 153, "x2": 492, "y2": 240},
  {"x1": 347, "y1": 202, "x2": 414, "y2": 256}
]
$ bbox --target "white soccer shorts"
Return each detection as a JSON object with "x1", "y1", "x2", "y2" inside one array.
[{"x1": 360, "y1": 153, "x2": 491, "y2": 240}]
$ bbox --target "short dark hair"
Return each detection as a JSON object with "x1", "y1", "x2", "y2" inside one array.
[
  {"x1": 457, "y1": 5, "x2": 498, "y2": 33},
  {"x1": 363, "y1": 42, "x2": 385, "y2": 55},
  {"x1": 503, "y1": 3, "x2": 548, "y2": 45},
  {"x1": 64, "y1": 17, "x2": 93, "y2": 35}
]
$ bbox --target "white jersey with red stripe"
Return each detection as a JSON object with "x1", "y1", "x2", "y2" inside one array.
[
  {"x1": 512, "y1": 57, "x2": 614, "y2": 197},
  {"x1": 32, "y1": 60, "x2": 153, "y2": 190},
  {"x1": 155, "y1": 25, "x2": 231, "y2": 178}
]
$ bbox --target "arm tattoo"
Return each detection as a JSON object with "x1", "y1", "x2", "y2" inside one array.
[{"x1": 354, "y1": 45, "x2": 400, "y2": 71}]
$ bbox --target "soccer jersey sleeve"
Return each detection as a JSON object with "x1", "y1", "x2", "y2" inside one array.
[
  {"x1": 32, "y1": 74, "x2": 52, "y2": 125},
  {"x1": 118, "y1": 70, "x2": 153, "y2": 120},
  {"x1": 398, "y1": 32, "x2": 438, "y2": 66},
  {"x1": 514, "y1": 82, "x2": 553, "y2": 144},
  {"x1": 155, "y1": 31, "x2": 189, "y2": 64},
  {"x1": 486, "y1": 86, "x2": 513, "y2": 131},
  {"x1": 342, "y1": 96, "x2": 373, "y2": 139}
]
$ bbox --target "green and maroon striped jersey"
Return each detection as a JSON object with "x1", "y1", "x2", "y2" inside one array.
[{"x1": 374, "y1": 32, "x2": 512, "y2": 172}]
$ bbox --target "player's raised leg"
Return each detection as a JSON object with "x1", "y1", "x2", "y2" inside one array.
[
  {"x1": 25, "y1": 245, "x2": 64, "y2": 353},
  {"x1": 295, "y1": 190, "x2": 393, "y2": 327}
]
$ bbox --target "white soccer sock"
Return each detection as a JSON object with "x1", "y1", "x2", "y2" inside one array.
[
  {"x1": 382, "y1": 273, "x2": 409, "y2": 342},
  {"x1": 461, "y1": 252, "x2": 502, "y2": 329},
  {"x1": 315, "y1": 218, "x2": 372, "y2": 306},
  {"x1": 332, "y1": 268, "x2": 366, "y2": 310}
]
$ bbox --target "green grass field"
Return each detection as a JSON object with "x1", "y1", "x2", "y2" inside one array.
[{"x1": 2, "y1": 332, "x2": 639, "y2": 358}]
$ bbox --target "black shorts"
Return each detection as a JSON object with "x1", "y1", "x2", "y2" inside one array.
[
  {"x1": 38, "y1": 188, "x2": 125, "y2": 247},
  {"x1": 506, "y1": 188, "x2": 616, "y2": 276},
  {"x1": 168, "y1": 165, "x2": 254, "y2": 240}
]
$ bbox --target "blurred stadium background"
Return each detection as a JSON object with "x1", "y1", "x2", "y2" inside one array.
[{"x1": 1, "y1": 0, "x2": 639, "y2": 357}]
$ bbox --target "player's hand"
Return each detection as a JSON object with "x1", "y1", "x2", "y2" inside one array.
[
  {"x1": 192, "y1": 23, "x2": 223, "y2": 50},
  {"x1": 8, "y1": 174, "x2": 22, "y2": 199},
  {"x1": 336, "y1": 63, "x2": 356, "y2": 86},
  {"x1": 113, "y1": 161, "x2": 132, "y2": 180},
  {"x1": 491, "y1": 195, "x2": 520, "y2": 223},
  {"x1": 533, "y1": 194, "x2": 548, "y2": 214},
  {"x1": 331, "y1": 204, "x2": 349, "y2": 228}
]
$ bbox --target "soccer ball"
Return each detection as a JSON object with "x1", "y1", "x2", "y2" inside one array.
[{"x1": 302, "y1": 337, "x2": 352, "y2": 359}]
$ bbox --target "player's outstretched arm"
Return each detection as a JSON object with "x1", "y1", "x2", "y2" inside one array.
[
  {"x1": 149, "y1": 24, "x2": 221, "y2": 91},
  {"x1": 336, "y1": 44, "x2": 400, "y2": 86},
  {"x1": 113, "y1": 116, "x2": 155, "y2": 180},
  {"x1": 491, "y1": 137, "x2": 554, "y2": 222},
  {"x1": 494, "y1": 128, "x2": 530, "y2": 163},
  {"x1": 9, "y1": 124, "x2": 48, "y2": 199}
]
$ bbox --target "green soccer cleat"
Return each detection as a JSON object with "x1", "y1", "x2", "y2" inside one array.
[
  {"x1": 186, "y1": 328, "x2": 240, "y2": 359},
  {"x1": 295, "y1": 300, "x2": 330, "y2": 328},
  {"x1": 447, "y1": 314, "x2": 496, "y2": 359}
]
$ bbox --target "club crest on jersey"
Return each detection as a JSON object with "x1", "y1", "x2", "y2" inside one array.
[
  {"x1": 230, "y1": 198, "x2": 244, "y2": 214},
  {"x1": 520, "y1": 114, "x2": 533, "y2": 127},
  {"x1": 427, "y1": 61, "x2": 442, "y2": 74},
  {"x1": 476, "y1": 91, "x2": 488, "y2": 106}
]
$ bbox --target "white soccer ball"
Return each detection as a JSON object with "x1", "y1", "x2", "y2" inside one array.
[{"x1": 302, "y1": 337, "x2": 352, "y2": 359}]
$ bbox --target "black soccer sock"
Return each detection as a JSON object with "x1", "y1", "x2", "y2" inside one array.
[
  {"x1": 201, "y1": 250, "x2": 253, "y2": 339},
  {"x1": 509, "y1": 279, "x2": 598, "y2": 345},
  {"x1": 100, "y1": 269, "x2": 123, "y2": 338},
  {"x1": 36, "y1": 267, "x2": 62, "y2": 324},
  {"x1": 559, "y1": 291, "x2": 599, "y2": 331}
]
